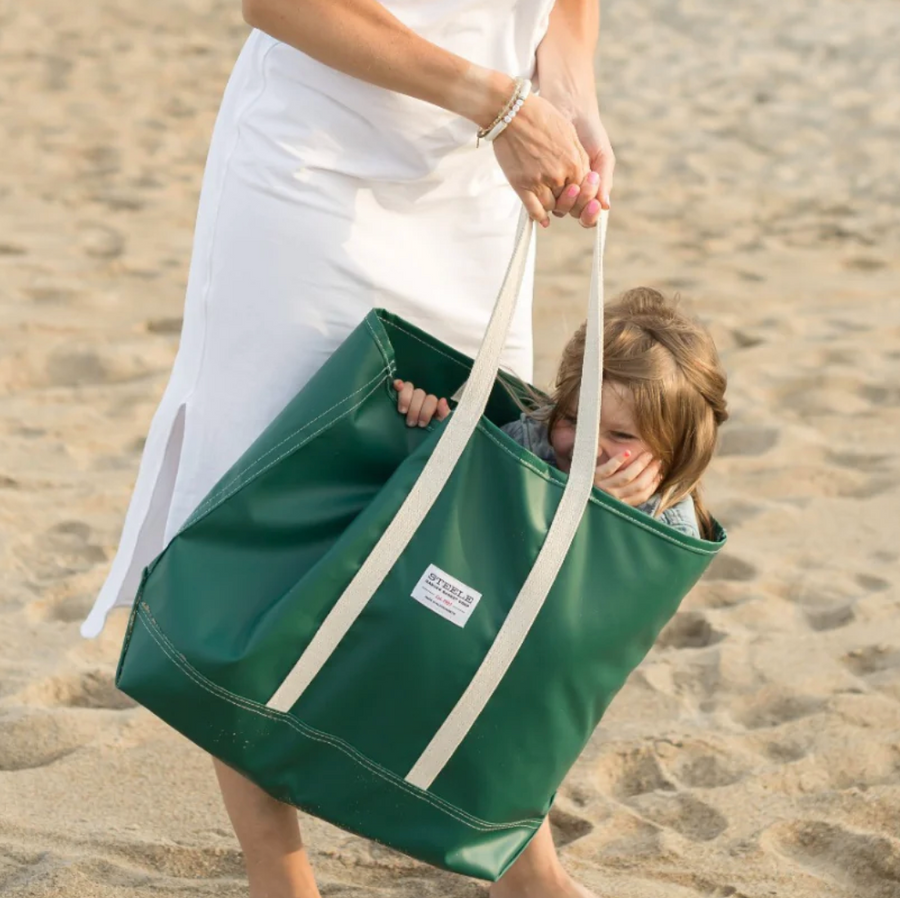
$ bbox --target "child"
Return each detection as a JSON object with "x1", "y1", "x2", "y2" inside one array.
[{"x1": 394, "y1": 288, "x2": 729, "y2": 540}]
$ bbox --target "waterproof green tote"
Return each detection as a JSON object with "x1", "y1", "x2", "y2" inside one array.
[{"x1": 115, "y1": 209, "x2": 726, "y2": 881}]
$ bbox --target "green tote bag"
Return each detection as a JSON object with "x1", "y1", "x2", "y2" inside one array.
[{"x1": 115, "y1": 209, "x2": 726, "y2": 881}]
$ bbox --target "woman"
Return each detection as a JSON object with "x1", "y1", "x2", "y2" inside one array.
[{"x1": 82, "y1": 0, "x2": 614, "y2": 894}]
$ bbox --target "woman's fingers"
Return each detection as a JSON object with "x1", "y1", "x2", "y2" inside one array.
[
  {"x1": 521, "y1": 191, "x2": 551, "y2": 228},
  {"x1": 580, "y1": 198, "x2": 603, "y2": 229},
  {"x1": 492, "y1": 95, "x2": 590, "y2": 228},
  {"x1": 557, "y1": 170, "x2": 600, "y2": 220},
  {"x1": 552, "y1": 181, "x2": 584, "y2": 218},
  {"x1": 594, "y1": 143, "x2": 616, "y2": 210}
]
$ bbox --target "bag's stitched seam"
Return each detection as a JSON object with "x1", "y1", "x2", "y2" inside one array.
[
  {"x1": 365, "y1": 318, "x2": 395, "y2": 374},
  {"x1": 134, "y1": 604, "x2": 541, "y2": 833},
  {"x1": 182, "y1": 372, "x2": 388, "y2": 531},
  {"x1": 381, "y1": 319, "x2": 471, "y2": 371},
  {"x1": 188, "y1": 369, "x2": 386, "y2": 523},
  {"x1": 477, "y1": 424, "x2": 719, "y2": 555}
]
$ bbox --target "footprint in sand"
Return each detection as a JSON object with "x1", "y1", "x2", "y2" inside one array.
[
  {"x1": 40, "y1": 521, "x2": 108, "y2": 569},
  {"x1": 627, "y1": 791, "x2": 728, "y2": 843},
  {"x1": 45, "y1": 348, "x2": 114, "y2": 387},
  {"x1": 593, "y1": 812, "x2": 668, "y2": 859},
  {"x1": 843, "y1": 645, "x2": 900, "y2": 678},
  {"x1": 657, "y1": 611, "x2": 727, "y2": 650},
  {"x1": 548, "y1": 806, "x2": 594, "y2": 848},
  {"x1": 805, "y1": 603, "x2": 856, "y2": 632},
  {"x1": 705, "y1": 553, "x2": 758, "y2": 582},
  {"x1": 13, "y1": 522, "x2": 109, "y2": 593},
  {"x1": 836, "y1": 476, "x2": 899, "y2": 500},
  {"x1": 594, "y1": 746, "x2": 676, "y2": 799},
  {"x1": 716, "y1": 425, "x2": 780, "y2": 457},
  {"x1": 764, "y1": 820, "x2": 900, "y2": 897},
  {"x1": 28, "y1": 590, "x2": 98, "y2": 624},
  {"x1": 844, "y1": 256, "x2": 887, "y2": 271},
  {"x1": 713, "y1": 499, "x2": 766, "y2": 530},
  {"x1": 659, "y1": 739, "x2": 752, "y2": 789},
  {"x1": 859, "y1": 383, "x2": 900, "y2": 408},
  {"x1": 731, "y1": 688, "x2": 826, "y2": 731},
  {"x1": 0, "y1": 708, "x2": 95, "y2": 771},
  {"x1": 104, "y1": 840, "x2": 245, "y2": 881},
  {"x1": 762, "y1": 738, "x2": 810, "y2": 764},
  {"x1": 856, "y1": 573, "x2": 892, "y2": 593},
  {"x1": 730, "y1": 328, "x2": 766, "y2": 349},
  {"x1": 43, "y1": 343, "x2": 157, "y2": 388},
  {"x1": 826, "y1": 450, "x2": 893, "y2": 473},
  {"x1": 78, "y1": 222, "x2": 125, "y2": 259},
  {"x1": 145, "y1": 317, "x2": 184, "y2": 335},
  {"x1": 20, "y1": 669, "x2": 135, "y2": 711}
]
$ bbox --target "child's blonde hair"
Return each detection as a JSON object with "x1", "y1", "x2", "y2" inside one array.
[{"x1": 533, "y1": 287, "x2": 728, "y2": 540}]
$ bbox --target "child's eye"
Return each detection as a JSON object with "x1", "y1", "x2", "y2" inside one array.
[{"x1": 612, "y1": 431, "x2": 636, "y2": 441}]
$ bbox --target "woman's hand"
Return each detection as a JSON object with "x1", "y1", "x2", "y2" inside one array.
[
  {"x1": 593, "y1": 451, "x2": 661, "y2": 506},
  {"x1": 394, "y1": 380, "x2": 451, "y2": 428},
  {"x1": 547, "y1": 95, "x2": 615, "y2": 228},
  {"x1": 491, "y1": 93, "x2": 591, "y2": 229}
]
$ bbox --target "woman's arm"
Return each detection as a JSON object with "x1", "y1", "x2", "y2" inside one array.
[
  {"x1": 534, "y1": 0, "x2": 615, "y2": 214},
  {"x1": 535, "y1": 0, "x2": 599, "y2": 116},
  {"x1": 242, "y1": 0, "x2": 514, "y2": 129},
  {"x1": 241, "y1": 0, "x2": 595, "y2": 226}
]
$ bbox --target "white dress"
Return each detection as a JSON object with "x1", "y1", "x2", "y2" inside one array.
[{"x1": 81, "y1": 0, "x2": 555, "y2": 638}]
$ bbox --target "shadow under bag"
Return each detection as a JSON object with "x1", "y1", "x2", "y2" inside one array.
[{"x1": 115, "y1": 209, "x2": 726, "y2": 880}]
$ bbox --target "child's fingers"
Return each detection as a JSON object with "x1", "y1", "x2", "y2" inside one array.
[
  {"x1": 406, "y1": 388, "x2": 427, "y2": 426},
  {"x1": 436, "y1": 398, "x2": 451, "y2": 421},
  {"x1": 617, "y1": 460, "x2": 662, "y2": 507},
  {"x1": 396, "y1": 380, "x2": 414, "y2": 414},
  {"x1": 417, "y1": 393, "x2": 439, "y2": 427},
  {"x1": 595, "y1": 452, "x2": 658, "y2": 496},
  {"x1": 594, "y1": 450, "x2": 631, "y2": 480}
]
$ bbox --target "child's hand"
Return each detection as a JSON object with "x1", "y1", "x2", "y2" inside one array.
[
  {"x1": 394, "y1": 379, "x2": 451, "y2": 428},
  {"x1": 593, "y1": 451, "x2": 662, "y2": 507}
]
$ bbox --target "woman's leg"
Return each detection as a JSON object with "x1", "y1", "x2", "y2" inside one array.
[
  {"x1": 489, "y1": 820, "x2": 597, "y2": 898},
  {"x1": 213, "y1": 757, "x2": 322, "y2": 898}
]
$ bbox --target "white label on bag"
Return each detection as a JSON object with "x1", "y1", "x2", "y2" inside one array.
[{"x1": 411, "y1": 564, "x2": 482, "y2": 628}]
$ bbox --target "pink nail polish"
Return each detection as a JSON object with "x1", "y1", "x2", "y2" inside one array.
[
  {"x1": 587, "y1": 200, "x2": 600, "y2": 215},
  {"x1": 566, "y1": 184, "x2": 580, "y2": 198},
  {"x1": 587, "y1": 171, "x2": 600, "y2": 185}
]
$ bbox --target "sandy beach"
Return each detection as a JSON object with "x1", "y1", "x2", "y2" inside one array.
[{"x1": 1, "y1": 0, "x2": 899, "y2": 895}]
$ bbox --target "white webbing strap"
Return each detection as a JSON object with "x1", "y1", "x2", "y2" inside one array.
[
  {"x1": 266, "y1": 207, "x2": 535, "y2": 712},
  {"x1": 405, "y1": 211, "x2": 607, "y2": 789}
]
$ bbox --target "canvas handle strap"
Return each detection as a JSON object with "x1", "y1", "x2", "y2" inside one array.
[
  {"x1": 405, "y1": 211, "x2": 606, "y2": 788},
  {"x1": 267, "y1": 207, "x2": 608, "y2": 794}
]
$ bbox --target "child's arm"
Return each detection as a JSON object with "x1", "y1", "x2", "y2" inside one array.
[{"x1": 394, "y1": 380, "x2": 451, "y2": 428}]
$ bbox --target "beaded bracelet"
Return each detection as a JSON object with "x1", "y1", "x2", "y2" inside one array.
[{"x1": 476, "y1": 77, "x2": 532, "y2": 148}]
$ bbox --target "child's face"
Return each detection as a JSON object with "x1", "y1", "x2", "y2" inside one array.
[{"x1": 550, "y1": 381, "x2": 651, "y2": 474}]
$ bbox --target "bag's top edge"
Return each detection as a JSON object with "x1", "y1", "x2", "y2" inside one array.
[{"x1": 478, "y1": 418, "x2": 727, "y2": 554}]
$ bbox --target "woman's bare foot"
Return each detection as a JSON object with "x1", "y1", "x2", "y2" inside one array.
[{"x1": 487, "y1": 819, "x2": 598, "y2": 898}]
